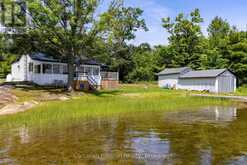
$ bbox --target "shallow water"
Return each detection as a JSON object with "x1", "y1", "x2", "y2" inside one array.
[{"x1": 1, "y1": 106, "x2": 247, "y2": 164}]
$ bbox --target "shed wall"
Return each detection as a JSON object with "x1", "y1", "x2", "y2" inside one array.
[
  {"x1": 217, "y1": 70, "x2": 236, "y2": 93},
  {"x1": 158, "y1": 74, "x2": 179, "y2": 89},
  {"x1": 178, "y1": 78, "x2": 217, "y2": 92}
]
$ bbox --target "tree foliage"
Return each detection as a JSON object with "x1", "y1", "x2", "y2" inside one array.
[
  {"x1": 8, "y1": 0, "x2": 146, "y2": 89},
  {"x1": 2, "y1": 4, "x2": 247, "y2": 86},
  {"x1": 162, "y1": 9, "x2": 204, "y2": 69}
]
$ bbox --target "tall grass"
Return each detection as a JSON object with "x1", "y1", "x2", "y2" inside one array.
[
  {"x1": 0, "y1": 84, "x2": 231, "y2": 129},
  {"x1": 0, "y1": 78, "x2": 4, "y2": 84}
]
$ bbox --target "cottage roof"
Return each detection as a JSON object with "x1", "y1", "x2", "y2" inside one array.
[
  {"x1": 28, "y1": 52, "x2": 102, "y2": 66},
  {"x1": 30, "y1": 52, "x2": 61, "y2": 63},
  {"x1": 179, "y1": 69, "x2": 229, "y2": 78},
  {"x1": 157, "y1": 67, "x2": 191, "y2": 76}
]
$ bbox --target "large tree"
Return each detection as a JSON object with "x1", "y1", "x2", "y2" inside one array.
[
  {"x1": 13, "y1": 0, "x2": 146, "y2": 89},
  {"x1": 97, "y1": 0, "x2": 147, "y2": 81},
  {"x1": 207, "y1": 16, "x2": 230, "y2": 49},
  {"x1": 162, "y1": 9, "x2": 204, "y2": 69},
  {"x1": 18, "y1": 0, "x2": 102, "y2": 90}
]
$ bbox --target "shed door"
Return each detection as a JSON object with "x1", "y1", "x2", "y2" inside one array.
[{"x1": 218, "y1": 75, "x2": 234, "y2": 93}]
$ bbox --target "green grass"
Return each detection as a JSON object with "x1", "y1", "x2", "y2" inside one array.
[
  {"x1": 0, "y1": 84, "x2": 231, "y2": 129},
  {"x1": 0, "y1": 78, "x2": 4, "y2": 84},
  {"x1": 235, "y1": 86, "x2": 247, "y2": 96}
]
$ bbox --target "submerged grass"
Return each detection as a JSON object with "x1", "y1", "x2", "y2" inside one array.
[{"x1": 0, "y1": 84, "x2": 231, "y2": 129}]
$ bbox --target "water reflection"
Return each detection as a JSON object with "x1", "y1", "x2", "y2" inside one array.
[
  {"x1": 19, "y1": 126, "x2": 30, "y2": 144},
  {"x1": 228, "y1": 155, "x2": 247, "y2": 165},
  {"x1": 130, "y1": 131, "x2": 171, "y2": 164},
  {"x1": 200, "y1": 149, "x2": 212, "y2": 165},
  {"x1": 166, "y1": 106, "x2": 238, "y2": 123},
  {"x1": 0, "y1": 106, "x2": 247, "y2": 164}
]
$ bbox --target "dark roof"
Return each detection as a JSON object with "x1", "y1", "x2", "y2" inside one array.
[
  {"x1": 30, "y1": 52, "x2": 62, "y2": 63},
  {"x1": 157, "y1": 67, "x2": 191, "y2": 75},
  {"x1": 180, "y1": 69, "x2": 229, "y2": 78},
  {"x1": 29, "y1": 53, "x2": 102, "y2": 66},
  {"x1": 75, "y1": 57, "x2": 102, "y2": 66}
]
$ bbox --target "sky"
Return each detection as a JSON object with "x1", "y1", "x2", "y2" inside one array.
[{"x1": 101, "y1": 0, "x2": 247, "y2": 46}]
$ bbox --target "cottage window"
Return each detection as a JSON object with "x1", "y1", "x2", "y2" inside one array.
[
  {"x1": 43, "y1": 64, "x2": 52, "y2": 74},
  {"x1": 34, "y1": 65, "x2": 41, "y2": 74},
  {"x1": 53, "y1": 64, "x2": 60, "y2": 74},
  {"x1": 62, "y1": 65, "x2": 68, "y2": 74},
  {"x1": 78, "y1": 66, "x2": 85, "y2": 73},
  {"x1": 85, "y1": 67, "x2": 91, "y2": 75},
  {"x1": 29, "y1": 63, "x2": 33, "y2": 72},
  {"x1": 93, "y1": 68, "x2": 99, "y2": 75}
]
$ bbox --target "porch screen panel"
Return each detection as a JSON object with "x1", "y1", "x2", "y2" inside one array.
[
  {"x1": 43, "y1": 64, "x2": 52, "y2": 74},
  {"x1": 34, "y1": 65, "x2": 41, "y2": 74},
  {"x1": 93, "y1": 68, "x2": 99, "y2": 75},
  {"x1": 62, "y1": 65, "x2": 68, "y2": 74},
  {"x1": 85, "y1": 67, "x2": 91, "y2": 75},
  {"x1": 53, "y1": 64, "x2": 60, "y2": 74}
]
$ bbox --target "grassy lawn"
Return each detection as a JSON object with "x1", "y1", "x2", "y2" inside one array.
[
  {"x1": 0, "y1": 83, "x2": 231, "y2": 129},
  {"x1": 235, "y1": 86, "x2": 247, "y2": 96},
  {"x1": 0, "y1": 78, "x2": 4, "y2": 84}
]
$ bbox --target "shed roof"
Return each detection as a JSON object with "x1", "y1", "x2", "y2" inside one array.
[
  {"x1": 157, "y1": 67, "x2": 190, "y2": 75},
  {"x1": 179, "y1": 69, "x2": 229, "y2": 78}
]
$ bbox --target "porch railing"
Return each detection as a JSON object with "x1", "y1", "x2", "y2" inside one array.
[
  {"x1": 100, "y1": 72, "x2": 119, "y2": 81},
  {"x1": 75, "y1": 72, "x2": 101, "y2": 85}
]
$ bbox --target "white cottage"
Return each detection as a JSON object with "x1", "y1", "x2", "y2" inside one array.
[
  {"x1": 6, "y1": 53, "x2": 102, "y2": 87},
  {"x1": 157, "y1": 67, "x2": 237, "y2": 93}
]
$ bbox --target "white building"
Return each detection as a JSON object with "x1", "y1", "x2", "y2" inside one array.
[
  {"x1": 6, "y1": 53, "x2": 102, "y2": 87},
  {"x1": 157, "y1": 67, "x2": 192, "y2": 89},
  {"x1": 157, "y1": 67, "x2": 237, "y2": 93}
]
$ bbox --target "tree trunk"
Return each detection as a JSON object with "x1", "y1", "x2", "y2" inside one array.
[{"x1": 67, "y1": 55, "x2": 75, "y2": 92}]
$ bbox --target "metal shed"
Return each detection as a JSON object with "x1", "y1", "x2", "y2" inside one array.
[
  {"x1": 156, "y1": 67, "x2": 191, "y2": 89},
  {"x1": 178, "y1": 69, "x2": 236, "y2": 93},
  {"x1": 157, "y1": 68, "x2": 237, "y2": 93}
]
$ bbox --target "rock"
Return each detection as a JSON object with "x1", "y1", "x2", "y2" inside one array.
[
  {"x1": 0, "y1": 101, "x2": 36, "y2": 115},
  {"x1": 59, "y1": 96, "x2": 70, "y2": 101}
]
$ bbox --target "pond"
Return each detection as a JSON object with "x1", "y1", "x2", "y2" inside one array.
[{"x1": 0, "y1": 106, "x2": 247, "y2": 164}]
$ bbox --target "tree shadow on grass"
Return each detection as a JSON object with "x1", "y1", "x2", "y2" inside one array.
[
  {"x1": 11, "y1": 84, "x2": 121, "y2": 97},
  {"x1": 87, "y1": 90, "x2": 121, "y2": 97},
  {"x1": 11, "y1": 84, "x2": 68, "y2": 95}
]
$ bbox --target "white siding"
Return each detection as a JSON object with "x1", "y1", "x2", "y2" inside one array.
[
  {"x1": 11, "y1": 55, "x2": 28, "y2": 81},
  {"x1": 217, "y1": 70, "x2": 236, "y2": 93},
  {"x1": 158, "y1": 69, "x2": 237, "y2": 93},
  {"x1": 27, "y1": 59, "x2": 68, "y2": 85},
  {"x1": 10, "y1": 54, "x2": 102, "y2": 86},
  {"x1": 10, "y1": 55, "x2": 68, "y2": 85},
  {"x1": 158, "y1": 74, "x2": 179, "y2": 89},
  {"x1": 178, "y1": 78, "x2": 217, "y2": 92},
  {"x1": 31, "y1": 74, "x2": 68, "y2": 85}
]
